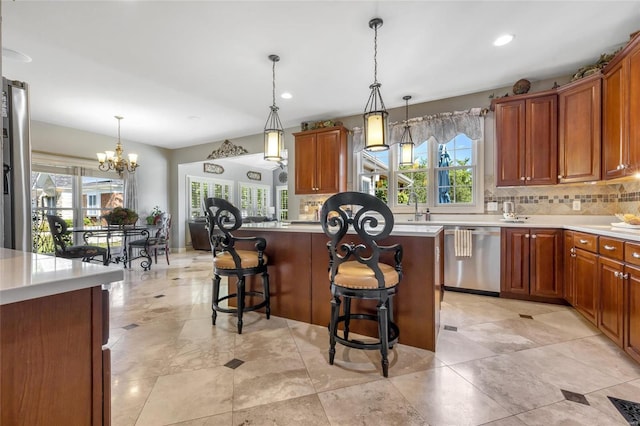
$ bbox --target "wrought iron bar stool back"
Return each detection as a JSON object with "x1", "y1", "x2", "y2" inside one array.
[
  {"x1": 320, "y1": 192, "x2": 403, "y2": 377},
  {"x1": 204, "y1": 197, "x2": 270, "y2": 334}
]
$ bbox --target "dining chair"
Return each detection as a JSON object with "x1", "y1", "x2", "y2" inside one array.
[
  {"x1": 204, "y1": 197, "x2": 270, "y2": 334},
  {"x1": 128, "y1": 213, "x2": 171, "y2": 268},
  {"x1": 320, "y1": 192, "x2": 403, "y2": 377},
  {"x1": 46, "y1": 214, "x2": 108, "y2": 265}
]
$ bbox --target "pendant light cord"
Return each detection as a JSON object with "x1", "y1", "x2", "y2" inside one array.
[
  {"x1": 272, "y1": 59, "x2": 276, "y2": 108},
  {"x1": 373, "y1": 24, "x2": 378, "y2": 84}
]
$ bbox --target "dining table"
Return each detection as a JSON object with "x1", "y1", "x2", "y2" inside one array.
[{"x1": 70, "y1": 224, "x2": 158, "y2": 270}]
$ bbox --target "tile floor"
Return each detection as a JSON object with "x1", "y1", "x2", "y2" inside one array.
[{"x1": 108, "y1": 251, "x2": 640, "y2": 426}]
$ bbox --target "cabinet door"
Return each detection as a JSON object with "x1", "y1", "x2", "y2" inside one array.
[
  {"x1": 530, "y1": 229, "x2": 563, "y2": 298},
  {"x1": 495, "y1": 100, "x2": 526, "y2": 186},
  {"x1": 574, "y1": 248, "x2": 599, "y2": 325},
  {"x1": 501, "y1": 228, "x2": 530, "y2": 294},
  {"x1": 564, "y1": 231, "x2": 576, "y2": 304},
  {"x1": 598, "y1": 256, "x2": 624, "y2": 347},
  {"x1": 624, "y1": 263, "x2": 640, "y2": 363},
  {"x1": 628, "y1": 43, "x2": 640, "y2": 173},
  {"x1": 315, "y1": 129, "x2": 344, "y2": 194},
  {"x1": 602, "y1": 60, "x2": 627, "y2": 179},
  {"x1": 558, "y1": 77, "x2": 601, "y2": 183},
  {"x1": 526, "y1": 95, "x2": 558, "y2": 185},
  {"x1": 294, "y1": 133, "x2": 317, "y2": 194}
]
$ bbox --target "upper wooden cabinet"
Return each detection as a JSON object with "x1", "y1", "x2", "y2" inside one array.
[
  {"x1": 293, "y1": 126, "x2": 348, "y2": 194},
  {"x1": 602, "y1": 32, "x2": 640, "y2": 179},
  {"x1": 494, "y1": 91, "x2": 558, "y2": 186},
  {"x1": 557, "y1": 73, "x2": 602, "y2": 183}
]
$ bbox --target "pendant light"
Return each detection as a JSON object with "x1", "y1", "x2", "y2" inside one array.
[
  {"x1": 264, "y1": 54, "x2": 284, "y2": 161},
  {"x1": 96, "y1": 116, "x2": 139, "y2": 177},
  {"x1": 399, "y1": 95, "x2": 415, "y2": 166},
  {"x1": 363, "y1": 18, "x2": 389, "y2": 152}
]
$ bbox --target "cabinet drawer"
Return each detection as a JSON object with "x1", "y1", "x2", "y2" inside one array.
[
  {"x1": 573, "y1": 232, "x2": 598, "y2": 253},
  {"x1": 599, "y1": 237, "x2": 624, "y2": 261},
  {"x1": 625, "y1": 241, "x2": 640, "y2": 266}
]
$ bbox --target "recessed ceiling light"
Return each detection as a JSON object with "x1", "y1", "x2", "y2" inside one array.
[
  {"x1": 2, "y1": 47, "x2": 32, "y2": 63},
  {"x1": 281, "y1": 92, "x2": 292, "y2": 99},
  {"x1": 493, "y1": 34, "x2": 514, "y2": 47}
]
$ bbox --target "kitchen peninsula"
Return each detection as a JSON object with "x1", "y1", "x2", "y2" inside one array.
[
  {"x1": 0, "y1": 249, "x2": 123, "y2": 425},
  {"x1": 233, "y1": 222, "x2": 444, "y2": 351}
]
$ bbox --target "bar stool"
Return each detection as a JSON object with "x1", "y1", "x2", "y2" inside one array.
[
  {"x1": 203, "y1": 197, "x2": 270, "y2": 334},
  {"x1": 320, "y1": 192, "x2": 403, "y2": 377}
]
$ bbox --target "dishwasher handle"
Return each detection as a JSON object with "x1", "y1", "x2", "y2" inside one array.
[{"x1": 444, "y1": 229, "x2": 501, "y2": 237}]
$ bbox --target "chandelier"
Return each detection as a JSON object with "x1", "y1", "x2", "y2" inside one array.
[
  {"x1": 363, "y1": 17, "x2": 389, "y2": 152},
  {"x1": 96, "y1": 116, "x2": 138, "y2": 176},
  {"x1": 264, "y1": 54, "x2": 284, "y2": 162},
  {"x1": 399, "y1": 95, "x2": 415, "y2": 166}
]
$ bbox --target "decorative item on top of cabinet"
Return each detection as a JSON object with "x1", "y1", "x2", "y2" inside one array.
[
  {"x1": 493, "y1": 90, "x2": 558, "y2": 187},
  {"x1": 557, "y1": 73, "x2": 602, "y2": 183},
  {"x1": 500, "y1": 228, "x2": 564, "y2": 302},
  {"x1": 602, "y1": 31, "x2": 640, "y2": 179},
  {"x1": 293, "y1": 125, "x2": 348, "y2": 194}
]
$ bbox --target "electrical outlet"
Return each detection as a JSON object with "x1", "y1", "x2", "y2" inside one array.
[
  {"x1": 487, "y1": 202, "x2": 498, "y2": 211},
  {"x1": 573, "y1": 200, "x2": 581, "y2": 211}
]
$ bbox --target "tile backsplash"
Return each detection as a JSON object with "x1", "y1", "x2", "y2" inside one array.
[{"x1": 485, "y1": 178, "x2": 640, "y2": 216}]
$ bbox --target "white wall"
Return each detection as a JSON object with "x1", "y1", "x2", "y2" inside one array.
[{"x1": 30, "y1": 120, "x2": 171, "y2": 223}]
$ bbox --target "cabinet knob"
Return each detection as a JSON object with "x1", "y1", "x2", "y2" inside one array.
[
  {"x1": 623, "y1": 273, "x2": 629, "y2": 280},
  {"x1": 558, "y1": 175, "x2": 563, "y2": 179},
  {"x1": 633, "y1": 252, "x2": 640, "y2": 259},
  {"x1": 614, "y1": 271, "x2": 620, "y2": 278},
  {"x1": 531, "y1": 234, "x2": 537, "y2": 239},
  {"x1": 525, "y1": 234, "x2": 530, "y2": 238},
  {"x1": 520, "y1": 177, "x2": 526, "y2": 181},
  {"x1": 526, "y1": 177, "x2": 532, "y2": 181},
  {"x1": 603, "y1": 245, "x2": 616, "y2": 251}
]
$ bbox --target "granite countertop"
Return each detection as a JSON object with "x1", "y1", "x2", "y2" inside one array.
[{"x1": 0, "y1": 248, "x2": 124, "y2": 305}]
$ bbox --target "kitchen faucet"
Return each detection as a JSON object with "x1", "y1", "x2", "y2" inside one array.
[{"x1": 407, "y1": 191, "x2": 421, "y2": 221}]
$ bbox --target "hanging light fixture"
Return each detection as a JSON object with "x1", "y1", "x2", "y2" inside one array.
[
  {"x1": 363, "y1": 17, "x2": 389, "y2": 152},
  {"x1": 399, "y1": 95, "x2": 415, "y2": 166},
  {"x1": 96, "y1": 116, "x2": 138, "y2": 177},
  {"x1": 264, "y1": 54, "x2": 284, "y2": 161}
]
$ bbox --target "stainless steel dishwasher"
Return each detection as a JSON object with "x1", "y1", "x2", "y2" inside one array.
[{"x1": 444, "y1": 226, "x2": 501, "y2": 295}]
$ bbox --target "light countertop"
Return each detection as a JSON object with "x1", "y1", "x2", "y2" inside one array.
[
  {"x1": 240, "y1": 221, "x2": 444, "y2": 237},
  {"x1": 0, "y1": 248, "x2": 124, "y2": 305}
]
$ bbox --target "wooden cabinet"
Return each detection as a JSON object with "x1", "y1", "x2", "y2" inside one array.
[
  {"x1": 563, "y1": 231, "x2": 576, "y2": 304},
  {"x1": 602, "y1": 32, "x2": 640, "y2": 179},
  {"x1": 598, "y1": 255, "x2": 625, "y2": 346},
  {"x1": 557, "y1": 74, "x2": 602, "y2": 183},
  {"x1": 293, "y1": 126, "x2": 347, "y2": 194},
  {"x1": 501, "y1": 228, "x2": 563, "y2": 300},
  {"x1": 571, "y1": 232, "x2": 599, "y2": 325},
  {"x1": 1, "y1": 286, "x2": 109, "y2": 425},
  {"x1": 624, "y1": 262, "x2": 640, "y2": 363},
  {"x1": 494, "y1": 92, "x2": 558, "y2": 186}
]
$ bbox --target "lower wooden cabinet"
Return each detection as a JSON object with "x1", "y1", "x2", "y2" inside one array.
[
  {"x1": 501, "y1": 228, "x2": 563, "y2": 300},
  {"x1": 624, "y1": 263, "x2": 640, "y2": 363},
  {"x1": 563, "y1": 231, "x2": 576, "y2": 304},
  {"x1": 598, "y1": 256, "x2": 625, "y2": 346},
  {"x1": 573, "y1": 248, "x2": 599, "y2": 325}
]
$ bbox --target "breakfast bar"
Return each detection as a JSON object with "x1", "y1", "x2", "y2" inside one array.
[{"x1": 233, "y1": 222, "x2": 444, "y2": 351}]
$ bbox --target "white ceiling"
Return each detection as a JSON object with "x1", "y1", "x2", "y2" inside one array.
[{"x1": 3, "y1": 1, "x2": 640, "y2": 150}]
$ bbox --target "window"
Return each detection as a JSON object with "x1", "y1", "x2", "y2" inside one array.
[
  {"x1": 276, "y1": 185, "x2": 288, "y2": 221},
  {"x1": 239, "y1": 182, "x2": 271, "y2": 216},
  {"x1": 357, "y1": 133, "x2": 483, "y2": 213},
  {"x1": 188, "y1": 176, "x2": 233, "y2": 218}
]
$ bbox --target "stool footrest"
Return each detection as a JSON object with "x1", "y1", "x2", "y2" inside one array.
[
  {"x1": 212, "y1": 291, "x2": 268, "y2": 314},
  {"x1": 333, "y1": 314, "x2": 399, "y2": 351}
]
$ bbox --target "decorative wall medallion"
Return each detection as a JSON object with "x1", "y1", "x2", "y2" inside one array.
[
  {"x1": 278, "y1": 171, "x2": 288, "y2": 183},
  {"x1": 247, "y1": 171, "x2": 262, "y2": 181},
  {"x1": 206, "y1": 139, "x2": 248, "y2": 159},
  {"x1": 203, "y1": 163, "x2": 224, "y2": 174}
]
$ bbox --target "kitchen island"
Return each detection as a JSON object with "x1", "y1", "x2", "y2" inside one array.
[
  {"x1": 233, "y1": 222, "x2": 444, "y2": 351},
  {"x1": 0, "y1": 249, "x2": 123, "y2": 425}
]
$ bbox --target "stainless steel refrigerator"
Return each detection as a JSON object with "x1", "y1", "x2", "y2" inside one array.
[{"x1": 2, "y1": 77, "x2": 32, "y2": 251}]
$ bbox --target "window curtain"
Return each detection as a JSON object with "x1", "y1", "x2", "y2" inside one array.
[
  {"x1": 353, "y1": 107, "x2": 485, "y2": 152},
  {"x1": 123, "y1": 169, "x2": 138, "y2": 213}
]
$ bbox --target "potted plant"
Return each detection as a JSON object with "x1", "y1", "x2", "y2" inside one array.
[
  {"x1": 146, "y1": 206, "x2": 164, "y2": 225},
  {"x1": 103, "y1": 207, "x2": 139, "y2": 226}
]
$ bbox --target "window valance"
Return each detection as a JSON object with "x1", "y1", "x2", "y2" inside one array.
[{"x1": 353, "y1": 107, "x2": 485, "y2": 152}]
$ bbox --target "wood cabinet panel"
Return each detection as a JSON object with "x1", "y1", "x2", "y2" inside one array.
[
  {"x1": 624, "y1": 263, "x2": 640, "y2": 363},
  {"x1": 629, "y1": 42, "x2": 640, "y2": 172},
  {"x1": 558, "y1": 75, "x2": 602, "y2": 183},
  {"x1": 599, "y1": 236, "x2": 624, "y2": 261},
  {"x1": 501, "y1": 228, "x2": 530, "y2": 294},
  {"x1": 598, "y1": 256, "x2": 625, "y2": 347},
  {"x1": 294, "y1": 126, "x2": 347, "y2": 194},
  {"x1": 625, "y1": 241, "x2": 640, "y2": 267},
  {"x1": 530, "y1": 229, "x2": 563, "y2": 298},
  {"x1": 573, "y1": 231, "x2": 598, "y2": 253},
  {"x1": 494, "y1": 92, "x2": 557, "y2": 186},
  {"x1": 564, "y1": 231, "x2": 576, "y2": 304},
  {"x1": 1, "y1": 287, "x2": 105, "y2": 425},
  {"x1": 574, "y1": 248, "x2": 599, "y2": 325}
]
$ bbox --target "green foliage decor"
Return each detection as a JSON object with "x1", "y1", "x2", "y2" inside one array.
[{"x1": 103, "y1": 207, "x2": 139, "y2": 225}]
